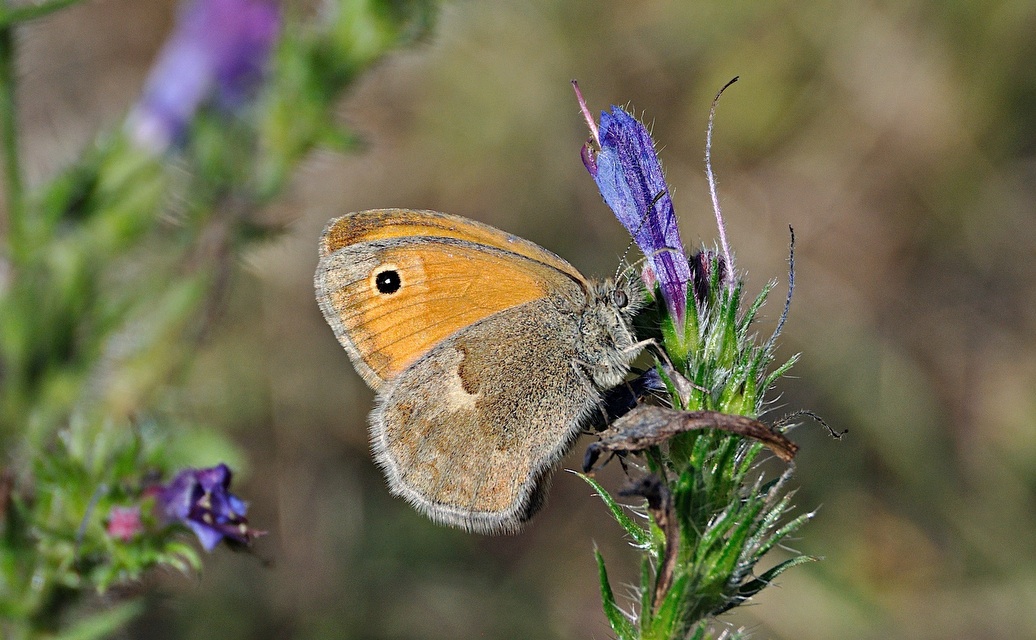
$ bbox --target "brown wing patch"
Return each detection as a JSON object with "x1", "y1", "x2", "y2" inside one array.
[
  {"x1": 316, "y1": 238, "x2": 582, "y2": 387},
  {"x1": 370, "y1": 298, "x2": 599, "y2": 533}
]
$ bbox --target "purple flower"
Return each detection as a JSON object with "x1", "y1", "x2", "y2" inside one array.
[
  {"x1": 156, "y1": 463, "x2": 260, "y2": 551},
  {"x1": 573, "y1": 83, "x2": 691, "y2": 334},
  {"x1": 126, "y1": 0, "x2": 281, "y2": 153}
]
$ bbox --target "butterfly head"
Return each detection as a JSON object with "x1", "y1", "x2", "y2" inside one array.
[{"x1": 579, "y1": 277, "x2": 644, "y2": 389}]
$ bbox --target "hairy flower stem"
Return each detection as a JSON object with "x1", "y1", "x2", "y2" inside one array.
[{"x1": 0, "y1": 24, "x2": 24, "y2": 263}]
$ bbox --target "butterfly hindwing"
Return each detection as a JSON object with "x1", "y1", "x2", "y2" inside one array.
[{"x1": 371, "y1": 295, "x2": 601, "y2": 533}]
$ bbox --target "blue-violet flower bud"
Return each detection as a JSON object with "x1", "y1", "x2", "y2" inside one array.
[
  {"x1": 574, "y1": 83, "x2": 691, "y2": 334},
  {"x1": 126, "y1": 0, "x2": 280, "y2": 153},
  {"x1": 156, "y1": 463, "x2": 260, "y2": 551}
]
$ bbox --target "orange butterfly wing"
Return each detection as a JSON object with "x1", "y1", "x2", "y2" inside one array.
[{"x1": 315, "y1": 209, "x2": 587, "y2": 388}]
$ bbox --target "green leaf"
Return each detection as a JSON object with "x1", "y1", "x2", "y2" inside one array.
[
  {"x1": 752, "y1": 511, "x2": 814, "y2": 560},
  {"x1": 756, "y1": 554, "x2": 820, "y2": 584},
  {"x1": 738, "y1": 279, "x2": 774, "y2": 337},
  {"x1": 743, "y1": 493, "x2": 794, "y2": 554},
  {"x1": 660, "y1": 309, "x2": 689, "y2": 370},
  {"x1": 708, "y1": 501, "x2": 763, "y2": 581},
  {"x1": 761, "y1": 352, "x2": 799, "y2": 393},
  {"x1": 644, "y1": 572, "x2": 686, "y2": 640},
  {"x1": 728, "y1": 554, "x2": 820, "y2": 605},
  {"x1": 53, "y1": 599, "x2": 144, "y2": 640},
  {"x1": 596, "y1": 548, "x2": 636, "y2": 640},
  {"x1": 162, "y1": 540, "x2": 203, "y2": 574},
  {"x1": 639, "y1": 555, "x2": 653, "y2": 628}
]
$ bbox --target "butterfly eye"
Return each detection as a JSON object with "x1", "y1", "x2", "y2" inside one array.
[
  {"x1": 612, "y1": 289, "x2": 629, "y2": 308},
  {"x1": 373, "y1": 266, "x2": 402, "y2": 295}
]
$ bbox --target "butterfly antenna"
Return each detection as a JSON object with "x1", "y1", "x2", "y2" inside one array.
[
  {"x1": 615, "y1": 238, "x2": 637, "y2": 282},
  {"x1": 707, "y1": 76, "x2": 738, "y2": 280}
]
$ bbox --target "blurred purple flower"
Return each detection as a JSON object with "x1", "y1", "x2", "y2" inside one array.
[
  {"x1": 126, "y1": 0, "x2": 281, "y2": 153},
  {"x1": 156, "y1": 463, "x2": 260, "y2": 551},
  {"x1": 573, "y1": 83, "x2": 691, "y2": 333}
]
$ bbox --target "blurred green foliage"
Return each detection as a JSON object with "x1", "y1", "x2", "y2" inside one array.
[
  {"x1": 3, "y1": 0, "x2": 1036, "y2": 638},
  {"x1": 1, "y1": 0, "x2": 437, "y2": 637}
]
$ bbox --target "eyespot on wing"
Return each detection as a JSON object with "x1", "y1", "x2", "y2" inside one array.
[{"x1": 316, "y1": 234, "x2": 585, "y2": 387}]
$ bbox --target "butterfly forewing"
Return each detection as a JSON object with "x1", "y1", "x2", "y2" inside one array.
[{"x1": 316, "y1": 210, "x2": 588, "y2": 388}]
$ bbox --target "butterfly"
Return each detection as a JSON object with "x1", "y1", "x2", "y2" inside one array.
[{"x1": 315, "y1": 208, "x2": 644, "y2": 533}]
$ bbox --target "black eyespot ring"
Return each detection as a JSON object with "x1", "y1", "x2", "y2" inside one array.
[
  {"x1": 373, "y1": 267, "x2": 402, "y2": 294},
  {"x1": 612, "y1": 289, "x2": 629, "y2": 308}
]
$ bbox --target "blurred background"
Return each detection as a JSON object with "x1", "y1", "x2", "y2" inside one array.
[{"x1": 14, "y1": 0, "x2": 1036, "y2": 637}]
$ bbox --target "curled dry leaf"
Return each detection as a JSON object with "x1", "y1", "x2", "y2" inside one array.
[
  {"x1": 618, "y1": 475, "x2": 679, "y2": 612},
  {"x1": 583, "y1": 405, "x2": 799, "y2": 473}
]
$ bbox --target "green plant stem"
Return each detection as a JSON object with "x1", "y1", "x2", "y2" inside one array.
[
  {"x1": 0, "y1": 0, "x2": 86, "y2": 28},
  {"x1": 0, "y1": 23, "x2": 24, "y2": 263}
]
